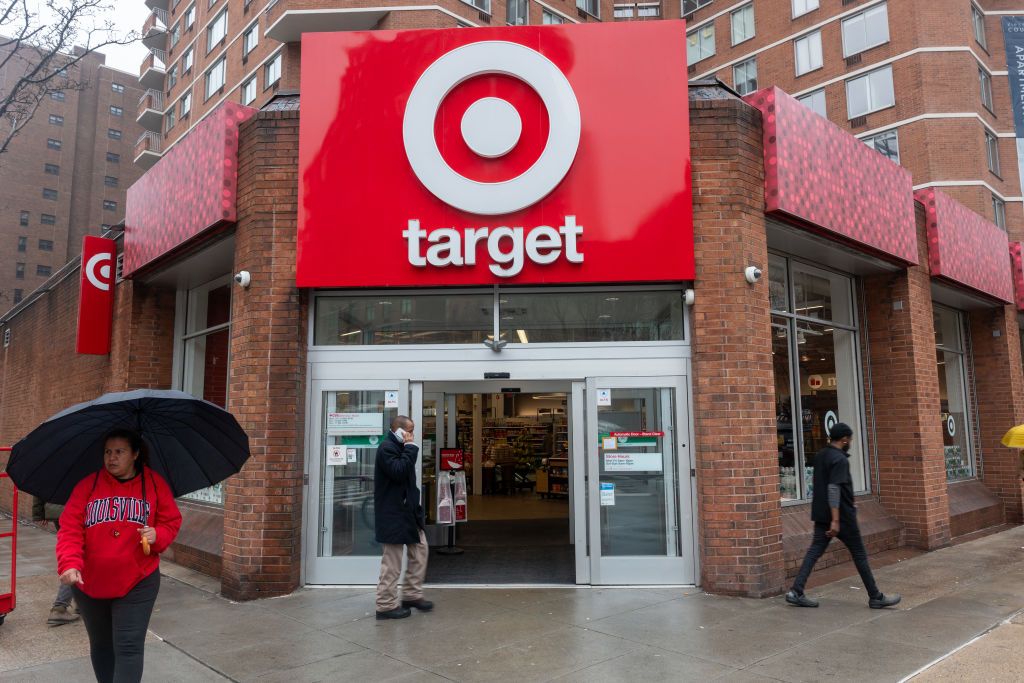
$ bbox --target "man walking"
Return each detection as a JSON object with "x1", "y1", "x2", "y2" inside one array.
[
  {"x1": 374, "y1": 415, "x2": 433, "y2": 620},
  {"x1": 786, "y1": 423, "x2": 901, "y2": 609},
  {"x1": 32, "y1": 497, "x2": 79, "y2": 626}
]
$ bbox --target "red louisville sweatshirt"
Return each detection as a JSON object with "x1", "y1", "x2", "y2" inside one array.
[{"x1": 57, "y1": 466, "x2": 182, "y2": 599}]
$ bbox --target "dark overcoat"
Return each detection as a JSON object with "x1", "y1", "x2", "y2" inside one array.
[{"x1": 373, "y1": 432, "x2": 423, "y2": 545}]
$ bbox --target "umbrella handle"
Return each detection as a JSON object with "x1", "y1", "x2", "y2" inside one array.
[{"x1": 140, "y1": 536, "x2": 151, "y2": 556}]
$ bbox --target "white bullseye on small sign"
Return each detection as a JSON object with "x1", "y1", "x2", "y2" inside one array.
[{"x1": 461, "y1": 97, "x2": 522, "y2": 158}]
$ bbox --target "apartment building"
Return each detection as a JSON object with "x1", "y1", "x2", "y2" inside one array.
[
  {"x1": 0, "y1": 47, "x2": 144, "y2": 311},
  {"x1": 135, "y1": 0, "x2": 615, "y2": 168},
  {"x1": 674, "y1": 0, "x2": 1024, "y2": 243}
]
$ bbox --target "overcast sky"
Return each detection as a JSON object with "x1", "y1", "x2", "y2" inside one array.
[{"x1": 96, "y1": 1, "x2": 150, "y2": 74}]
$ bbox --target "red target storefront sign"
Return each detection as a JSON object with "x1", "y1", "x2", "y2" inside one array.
[
  {"x1": 76, "y1": 236, "x2": 117, "y2": 355},
  {"x1": 296, "y1": 21, "x2": 693, "y2": 287}
]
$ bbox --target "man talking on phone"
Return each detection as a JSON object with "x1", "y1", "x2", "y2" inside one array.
[{"x1": 374, "y1": 415, "x2": 433, "y2": 620}]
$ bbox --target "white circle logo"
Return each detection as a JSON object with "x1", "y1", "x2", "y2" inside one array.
[
  {"x1": 947, "y1": 415, "x2": 956, "y2": 437},
  {"x1": 85, "y1": 252, "x2": 112, "y2": 292},
  {"x1": 402, "y1": 41, "x2": 581, "y2": 216},
  {"x1": 824, "y1": 410, "x2": 838, "y2": 438}
]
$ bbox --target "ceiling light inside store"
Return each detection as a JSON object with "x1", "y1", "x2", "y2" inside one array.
[
  {"x1": 338, "y1": 330, "x2": 361, "y2": 337},
  {"x1": 517, "y1": 329, "x2": 529, "y2": 344},
  {"x1": 605, "y1": 297, "x2": 620, "y2": 302}
]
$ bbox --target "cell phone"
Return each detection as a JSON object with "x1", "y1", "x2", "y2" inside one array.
[{"x1": 395, "y1": 427, "x2": 407, "y2": 441}]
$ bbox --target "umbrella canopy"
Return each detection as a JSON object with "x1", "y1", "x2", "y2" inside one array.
[
  {"x1": 1001, "y1": 424, "x2": 1024, "y2": 449},
  {"x1": 6, "y1": 389, "x2": 250, "y2": 504}
]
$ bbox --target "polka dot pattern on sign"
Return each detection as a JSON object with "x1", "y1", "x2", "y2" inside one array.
[
  {"x1": 743, "y1": 87, "x2": 917, "y2": 265},
  {"x1": 1010, "y1": 242, "x2": 1024, "y2": 312},
  {"x1": 915, "y1": 188, "x2": 1013, "y2": 304},
  {"x1": 123, "y1": 102, "x2": 257, "y2": 277}
]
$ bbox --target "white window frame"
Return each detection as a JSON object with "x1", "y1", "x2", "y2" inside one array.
[
  {"x1": 972, "y1": 3, "x2": 987, "y2": 50},
  {"x1": 731, "y1": 4, "x2": 755, "y2": 46},
  {"x1": 507, "y1": 0, "x2": 527, "y2": 25},
  {"x1": 985, "y1": 130, "x2": 1001, "y2": 176},
  {"x1": 265, "y1": 52, "x2": 282, "y2": 89},
  {"x1": 993, "y1": 195, "x2": 1007, "y2": 230},
  {"x1": 614, "y1": 4, "x2": 634, "y2": 18},
  {"x1": 182, "y1": 48, "x2": 194, "y2": 74},
  {"x1": 841, "y1": 3, "x2": 889, "y2": 58},
  {"x1": 862, "y1": 129, "x2": 899, "y2": 164},
  {"x1": 461, "y1": 0, "x2": 490, "y2": 13},
  {"x1": 687, "y1": 24, "x2": 716, "y2": 64},
  {"x1": 180, "y1": 90, "x2": 192, "y2": 117},
  {"x1": 733, "y1": 57, "x2": 757, "y2": 96},
  {"x1": 798, "y1": 88, "x2": 827, "y2": 118},
  {"x1": 794, "y1": 30, "x2": 823, "y2": 76},
  {"x1": 543, "y1": 8, "x2": 567, "y2": 23},
  {"x1": 205, "y1": 57, "x2": 225, "y2": 101},
  {"x1": 184, "y1": 4, "x2": 196, "y2": 29},
  {"x1": 243, "y1": 22, "x2": 259, "y2": 55},
  {"x1": 207, "y1": 9, "x2": 227, "y2": 53},
  {"x1": 979, "y1": 66, "x2": 994, "y2": 111},
  {"x1": 242, "y1": 77, "x2": 256, "y2": 105},
  {"x1": 792, "y1": 0, "x2": 818, "y2": 19},
  {"x1": 576, "y1": 0, "x2": 599, "y2": 18},
  {"x1": 845, "y1": 65, "x2": 894, "y2": 119},
  {"x1": 682, "y1": 0, "x2": 712, "y2": 17},
  {"x1": 637, "y1": 3, "x2": 658, "y2": 16}
]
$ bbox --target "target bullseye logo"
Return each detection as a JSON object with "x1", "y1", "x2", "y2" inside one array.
[
  {"x1": 85, "y1": 252, "x2": 113, "y2": 292},
  {"x1": 402, "y1": 41, "x2": 581, "y2": 216}
]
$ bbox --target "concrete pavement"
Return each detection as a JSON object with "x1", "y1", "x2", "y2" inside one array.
[{"x1": 1, "y1": 520, "x2": 1023, "y2": 682}]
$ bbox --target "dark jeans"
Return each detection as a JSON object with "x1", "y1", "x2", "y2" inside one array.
[
  {"x1": 73, "y1": 570, "x2": 161, "y2": 683},
  {"x1": 791, "y1": 519, "x2": 881, "y2": 599}
]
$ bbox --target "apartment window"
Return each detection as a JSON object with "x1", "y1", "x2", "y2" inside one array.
[
  {"x1": 979, "y1": 67, "x2": 994, "y2": 111},
  {"x1": 733, "y1": 58, "x2": 757, "y2": 96},
  {"x1": 243, "y1": 23, "x2": 258, "y2": 55},
  {"x1": 42, "y1": 188, "x2": 57, "y2": 200},
  {"x1": 993, "y1": 195, "x2": 1007, "y2": 230},
  {"x1": 184, "y1": 4, "x2": 196, "y2": 29},
  {"x1": 206, "y1": 59, "x2": 226, "y2": 100},
  {"x1": 687, "y1": 25, "x2": 716, "y2": 64},
  {"x1": 792, "y1": 0, "x2": 817, "y2": 17},
  {"x1": 19, "y1": 211, "x2": 28, "y2": 226},
  {"x1": 183, "y1": 48, "x2": 194, "y2": 74},
  {"x1": 576, "y1": 0, "x2": 599, "y2": 17},
  {"x1": 104, "y1": 175, "x2": 119, "y2": 188},
  {"x1": 682, "y1": 0, "x2": 712, "y2": 16},
  {"x1": 614, "y1": 4, "x2": 634, "y2": 17},
  {"x1": 971, "y1": 3, "x2": 987, "y2": 50},
  {"x1": 44, "y1": 163, "x2": 59, "y2": 175},
  {"x1": 15, "y1": 263, "x2": 24, "y2": 279},
  {"x1": 36, "y1": 265, "x2": 51, "y2": 277},
  {"x1": 48, "y1": 114, "x2": 63, "y2": 126},
  {"x1": 862, "y1": 129, "x2": 899, "y2": 163},
  {"x1": 106, "y1": 151, "x2": 120, "y2": 163},
  {"x1": 241, "y1": 77, "x2": 257, "y2": 105},
  {"x1": 842, "y1": 3, "x2": 889, "y2": 57},
  {"x1": 507, "y1": 0, "x2": 527, "y2": 25},
  {"x1": 50, "y1": 91, "x2": 65, "y2": 101},
  {"x1": 462, "y1": 0, "x2": 490, "y2": 12},
  {"x1": 110, "y1": 105, "x2": 123, "y2": 116},
  {"x1": 731, "y1": 4, "x2": 754, "y2": 46},
  {"x1": 17, "y1": 237, "x2": 26, "y2": 253},
  {"x1": 166, "y1": 108, "x2": 176, "y2": 132},
  {"x1": 638, "y1": 4, "x2": 658, "y2": 16},
  {"x1": 207, "y1": 10, "x2": 227, "y2": 52},
  {"x1": 846, "y1": 66, "x2": 894, "y2": 118},
  {"x1": 265, "y1": 53, "x2": 282, "y2": 89},
  {"x1": 935, "y1": 306, "x2": 975, "y2": 481},
  {"x1": 108, "y1": 128, "x2": 122, "y2": 140},
  {"x1": 101, "y1": 224, "x2": 112, "y2": 231},
  {"x1": 38, "y1": 239, "x2": 53, "y2": 252},
  {"x1": 111, "y1": 82, "x2": 125, "y2": 94},
  {"x1": 40, "y1": 214, "x2": 56, "y2": 225},
  {"x1": 181, "y1": 91, "x2": 192, "y2": 117},
  {"x1": 794, "y1": 31, "x2": 823, "y2": 76},
  {"x1": 103, "y1": 200, "x2": 117, "y2": 211},
  {"x1": 168, "y1": 65, "x2": 178, "y2": 89},
  {"x1": 543, "y1": 9, "x2": 567, "y2": 23},
  {"x1": 169, "y1": 22, "x2": 181, "y2": 48},
  {"x1": 46, "y1": 138, "x2": 61, "y2": 150},
  {"x1": 985, "y1": 131, "x2": 1000, "y2": 176},
  {"x1": 13, "y1": 289, "x2": 22, "y2": 304}
]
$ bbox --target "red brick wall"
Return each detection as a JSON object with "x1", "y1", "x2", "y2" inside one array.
[{"x1": 690, "y1": 89, "x2": 785, "y2": 597}]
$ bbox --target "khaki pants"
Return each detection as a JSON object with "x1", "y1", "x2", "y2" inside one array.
[{"x1": 376, "y1": 529, "x2": 428, "y2": 612}]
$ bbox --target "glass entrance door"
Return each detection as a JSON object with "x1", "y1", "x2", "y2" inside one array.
[{"x1": 584, "y1": 376, "x2": 695, "y2": 584}]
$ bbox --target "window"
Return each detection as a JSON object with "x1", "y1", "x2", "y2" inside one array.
[
  {"x1": 168, "y1": 64, "x2": 178, "y2": 89},
  {"x1": 845, "y1": 65, "x2": 894, "y2": 118},
  {"x1": 993, "y1": 195, "x2": 1007, "y2": 230},
  {"x1": 103, "y1": 200, "x2": 117, "y2": 211},
  {"x1": 44, "y1": 163, "x2": 59, "y2": 175},
  {"x1": 462, "y1": 0, "x2": 490, "y2": 12},
  {"x1": 682, "y1": 0, "x2": 712, "y2": 16},
  {"x1": 985, "y1": 130, "x2": 1000, "y2": 176},
  {"x1": 979, "y1": 67, "x2": 994, "y2": 111},
  {"x1": 733, "y1": 58, "x2": 757, "y2": 96},
  {"x1": 543, "y1": 9, "x2": 567, "y2": 23},
  {"x1": 205, "y1": 58, "x2": 226, "y2": 100},
  {"x1": 507, "y1": 0, "x2": 527, "y2": 25},
  {"x1": 13, "y1": 289, "x2": 22, "y2": 304},
  {"x1": 841, "y1": 3, "x2": 889, "y2": 57},
  {"x1": 183, "y1": 48, "x2": 194, "y2": 74},
  {"x1": 107, "y1": 128, "x2": 122, "y2": 140},
  {"x1": 38, "y1": 239, "x2": 53, "y2": 252},
  {"x1": 15, "y1": 263, "x2": 24, "y2": 280},
  {"x1": 972, "y1": 3, "x2": 987, "y2": 50},
  {"x1": 794, "y1": 31, "x2": 823, "y2": 76},
  {"x1": 265, "y1": 53, "x2": 282, "y2": 88},
  {"x1": 40, "y1": 214, "x2": 56, "y2": 225},
  {"x1": 769, "y1": 255, "x2": 866, "y2": 501},
  {"x1": 935, "y1": 307, "x2": 975, "y2": 481},
  {"x1": 731, "y1": 4, "x2": 754, "y2": 45},
  {"x1": 46, "y1": 138, "x2": 61, "y2": 150},
  {"x1": 101, "y1": 224, "x2": 112, "y2": 231},
  {"x1": 165, "y1": 108, "x2": 176, "y2": 132},
  {"x1": 42, "y1": 188, "x2": 57, "y2": 200},
  {"x1": 104, "y1": 175, "x2": 118, "y2": 188},
  {"x1": 243, "y1": 23, "x2": 258, "y2": 55},
  {"x1": 17, "y1": 237, "x2": 26, "y2": 252},
  {"x1": 106, "y1": 151, "x2": 120, "y2": 163},
  {"x1": 110, "y1": 105, "x2": 123, "y2": 116},
  {"x1": 615, "y1": 5, "x2": 634, "y2": 17},
  {"x1": 169, "y1": 22, "x2": 181, "y2": 48},
  {"x1": 577, "y1": 0, "x2": 599, "y2": 17},
  {"x1": 180, "y1": 91, "x2": 192, "y2": 117},
  {"x1": 792, "y1": 0, "x2": 817, "y2": 17},
  {"x1": 19, "y1": 211, "x2": 28, "y2": 226},
  {"x1": 184, "y1": 4, "x2": 196, "y2": 28},
  {"x1": 36, "y1": 265, "x2": 51, "y2": 277},
  {"x1": 111, "y1": 82, "x2": 125, "y2": 94},
  {"x1": 241, "y1": 77, "x2": 257, "y2": 105},
  {"x1": 48, "y1": 114, "x2": 63, "y2": 126},
  {"x1": 638, "y1": 4, "x2": 659, "y2": 16},
  {"x1": 207, "y1": 10, "x2": 227, "y2": 52},
  {"x1": 862, "y1": 129, "x2": 899, "y2": 163},
  {"x1": 50, "y1": 91, "x2": 65, "y2": 101},
  {"x1": 687, "y1": 25, "x2": 716, "y2": 64}
]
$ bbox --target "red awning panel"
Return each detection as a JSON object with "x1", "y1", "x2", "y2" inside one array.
[
  {"x1": 123, "y1": 101, "x2": 257, "y2": 277},
  {"x1": 1011, "y1": 242, "x2": 1024, "y2": 312},
  {"x1": 917, "y1": 188, "x2": 1013, "y2": 304},
  {"x1": 744, "y1": 87, "x2": 917, "y2": 265}
]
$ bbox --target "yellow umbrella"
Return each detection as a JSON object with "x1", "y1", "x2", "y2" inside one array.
[{"x1": 1000, "y1": 424, "x2": 1024, "y2": 448}]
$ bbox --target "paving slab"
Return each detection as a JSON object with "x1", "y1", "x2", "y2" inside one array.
[{"x1": 554, "y1": 645, "x2": 734, "y2": 682}]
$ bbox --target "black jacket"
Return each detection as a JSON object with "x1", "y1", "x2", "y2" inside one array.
[
  {"x1": 374, "y1": 432, "x2": 423, "y2": 545},
  {"x1": 810, "y1": 445, "x2": 856, "y2": 525}
]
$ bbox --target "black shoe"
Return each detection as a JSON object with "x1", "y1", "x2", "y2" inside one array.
[
  {"x1": 785, "y1": 590, "x2": 819, "y2": 608},
  {"x1": 375, "y1": 606, "x2": 412, "y2": 620},
  {"x1": 401, "y1": 598, "x2": 434, "y2": 612},
  {"x1": 869, "y1": 593, "x2": 901, "y2": 609}
]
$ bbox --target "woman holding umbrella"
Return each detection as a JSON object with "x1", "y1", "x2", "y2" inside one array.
[{"x1": 56, "y1": 428, "x2": 181, "y2": 683}]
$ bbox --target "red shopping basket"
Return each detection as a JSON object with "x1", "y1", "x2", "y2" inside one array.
[{"x1": 0, "y1": 446, "x2": 16, "y2": 625}]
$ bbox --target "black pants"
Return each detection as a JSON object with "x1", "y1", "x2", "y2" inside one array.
[
  {"x1": 791, "y1": 519, "x2": 881, "y2": 599},
  {"x1": 73, "y1": 570, "x2": 160, "y2": 683}
]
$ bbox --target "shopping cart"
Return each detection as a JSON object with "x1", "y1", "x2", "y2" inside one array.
[{"x1": 0, "y1": 446, "x2": 17, "y2": 625}]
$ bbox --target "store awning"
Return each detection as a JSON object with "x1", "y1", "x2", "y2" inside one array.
[
  {"x1": 743, "y1": 87, "x2": 917, "y2": 266},
  {"x1": 1011, "y1": 242, "x2": 1024, "y2": 312}
]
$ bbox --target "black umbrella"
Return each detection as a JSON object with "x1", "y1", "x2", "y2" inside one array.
[{"x1": 6, "y1": 389, "x2": 250, "y2": 504}]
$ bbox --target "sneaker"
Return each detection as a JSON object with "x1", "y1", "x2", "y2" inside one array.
[
  {"x1": 869, "y1": 593, "x2": 901, "y2": 609},
  {"x1": 47, "y1": 605, "x2": 80, "y2": 627},
  {"x1": 375, "y1": 606, "x2": 412, "y2": 620},
  {"x1": 401, "y1": 598, "x2": 434, "y2": 612},
  {"x1": 785, "y1": 590, "x2": 819, "y2": 608}
]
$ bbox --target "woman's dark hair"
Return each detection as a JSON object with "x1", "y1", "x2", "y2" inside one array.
[{"x1": 102, "y1": 428, "x2": 148, "y2": 467}]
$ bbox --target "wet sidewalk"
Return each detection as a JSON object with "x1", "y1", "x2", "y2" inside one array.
[{"x1": 2, "y1": 522, "x2": 1023, "y2": 682}]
